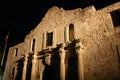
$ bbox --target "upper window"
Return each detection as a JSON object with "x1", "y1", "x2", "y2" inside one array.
[
  {"x1": 110, "y1": 9, "x2": 120, "y2": 27},
  {"x1": 32, "y1": 39, "x2": 35, "y2": 51},
  {"x1": 15, "y1": 48, "x2": 18, "y2": 56},
  {"x1": 69, "y1": 23, "x2": 74, "y2": 41},
  {"x1": 30, "y1": 39, "x2": 36, "y2": 52},
  {"x1": 46, "y1": 32, "x2": 53, "y2": 47}
]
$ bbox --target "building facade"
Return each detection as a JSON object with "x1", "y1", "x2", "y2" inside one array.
[{"x1": 3, "y1": 2, "x2": 120, "y2": 80}]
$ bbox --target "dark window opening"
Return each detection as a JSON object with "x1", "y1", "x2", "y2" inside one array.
[
  {"x1": 12, "y1": 68, "x2": 15, "y2": 76},
  {"x1": 69, "y1": 23, "x2": 74, "y2": 41},
  {"x1": 110, "y1": 9, "x2": 120, "y2": 27},
  {"x1": 32, "y1": 39, "x2": 35, "y2": 51},
  {"x1": 46, "y1": 32, "x2": 53, "y2": 46},
  {"x1": 15, "y1": 48, "x2": 18, "y2": 56}
]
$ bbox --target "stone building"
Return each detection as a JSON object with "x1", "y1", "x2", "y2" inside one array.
[{"x1": 3, "y1": 2, "x2": 120, "y2": 80}]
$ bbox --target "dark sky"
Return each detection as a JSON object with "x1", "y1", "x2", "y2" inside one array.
[{"x1": 0, "y1": 0, "x2": 119, "y2": 47}]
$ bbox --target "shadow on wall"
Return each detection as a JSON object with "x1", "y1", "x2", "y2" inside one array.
[
  {"x1": 42, "y1": 46, "x2": 60, "y2": 80},
  {"x1": 42, "y1": 65, "x2": 56, "y2": 80},
  {"x1": 15, "y1": 53, "x2": 33, "y2": 80},
  {"x1": 14, "y1": 40, "x2": 79, "y2": 80},
  {"x1": 42, "y1": 40, "x2": 79, "y2": 80},
  {"x1": 66, "y1": 41, "x2": 79, "y2": 80}
]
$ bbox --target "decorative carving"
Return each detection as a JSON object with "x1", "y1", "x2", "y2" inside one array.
[
  {"x1": 75, "y1": 38, "x2": 85, "y2": 55},
  {"x1": 45, "y1": 54, "x2": 51, "y2": 65},
  {"x1": 58, "y1": 44, "x2": 66, "y2": 59}
]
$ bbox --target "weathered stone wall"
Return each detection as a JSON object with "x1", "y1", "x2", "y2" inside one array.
[
  {"x1": 3, "y1": 1, "x2": 120, "y2": 80},
  {"x1": 3, "y1": 42, "x2": 27, "y2": 80}
]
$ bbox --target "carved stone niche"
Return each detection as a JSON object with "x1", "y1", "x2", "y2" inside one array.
[{"x1": 45, "y1": 54, "x2": 52, "y2": 65}]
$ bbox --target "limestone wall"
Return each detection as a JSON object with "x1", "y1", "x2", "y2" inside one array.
[
  {"x1": 3, "y1": 39, "x2": 33, "y2": 80},
  {"x1": 3, "y1": 1, "x2": 120, "y2": 80}
]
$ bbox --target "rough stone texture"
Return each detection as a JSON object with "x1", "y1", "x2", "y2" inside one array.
[{"x1": 3, "y1": 2, "x2": 120, "y2": 80}]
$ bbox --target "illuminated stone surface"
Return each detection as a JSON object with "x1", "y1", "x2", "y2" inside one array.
[{"x1": 3, "y1": 2, "x2": 120, "y2": 80}]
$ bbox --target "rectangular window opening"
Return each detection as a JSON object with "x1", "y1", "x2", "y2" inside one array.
[
  {"x1": 32, "y1": 39, "x2": 35, "y2": 51},
  {"x1": 46, "y1": 32, "x2": 53, "y2": 47},
  {"x1": 15, "y1": 48, "x2": 18, "y2": 56},
  {"x1": 30, "y1": 39, "x2": 36, "y2": 52},
  {"x1": 110, "y1": 9, "x2": 120, "y2": 27}
]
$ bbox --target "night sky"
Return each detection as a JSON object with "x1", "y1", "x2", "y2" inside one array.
[{"x1": 0, "y1": 0, "x2": 120, "y2": 47}]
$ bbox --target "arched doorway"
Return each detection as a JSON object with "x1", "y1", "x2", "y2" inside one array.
[
  {"x1": 67, "y1": 56, "x2": 78, "y2": 80},
  {"x1": 42, "y1": 65, "x2": 56, "y2": 80}
]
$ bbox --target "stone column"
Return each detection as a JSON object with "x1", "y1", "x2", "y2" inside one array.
[
  {"x1": 31, "y1": 53, "x2": 37, "y2": 80},
  {"x1": 59, "y1": 44, "x2": 66, "y2": 80},
  {"x1": 75, "y1": 39, "x2": 84, "y2": 80},
  {"x1": 39, "y1": 63, "x2": 45, "y2": 80},
  {"x1": 22, "y1": 54, "x2": 28, "y2": 80}
]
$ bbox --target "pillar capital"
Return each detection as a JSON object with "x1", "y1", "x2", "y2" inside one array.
[
  {"x1": 58, "y1": 43, "x2": 66, "y2": 59},
  {"x1": 33, "y1": 54, "x2": 37, "y2": 59},
  {"x1": 24, "y1": 53, "x2": 29, "y2": 58}
]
